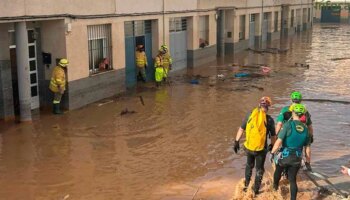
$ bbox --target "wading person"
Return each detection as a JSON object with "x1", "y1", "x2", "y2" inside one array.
[
  {"x1": 49, "y1": 58, "x2": 68, "y2": 114},
  {"x1": 135, "y1": 44, "x2": 148, "y2": 82},
  {"x1": 154, "y1": 48, "x2": 165, "y2": 87},
  {"x1": 276, "y1": 91, "x2": 313, "y2": 178},
  {"x1": 233, "y1": 96, "x2": 276, "y2": 195},
  {"x1": 160, "y1": 45, "x2": 172, "y2": 83},
  {"x1": 270, "y1": 104, "x2": 312, "y2": 200}
]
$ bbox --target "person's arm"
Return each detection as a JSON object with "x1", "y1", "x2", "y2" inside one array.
[
  {"x1": 305, "y1": 146, "x2": 311, "y2": 163},
  {"x1": 269, "y1": 117, "x2": 277, "y2": 145},
  {"x1": 235, "y1": 127, "x2": 244, "y2": 142},
  {"x1": 271, "y1": 138, "x2": 282, "y2": 154},
  {"x1": 275, "y1": 122, "x2": 283, "y2": 135}
]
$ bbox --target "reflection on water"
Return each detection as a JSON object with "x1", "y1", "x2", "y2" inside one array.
[{"x1": 0, "y1": 24, "x2": 350, "y2": 199}]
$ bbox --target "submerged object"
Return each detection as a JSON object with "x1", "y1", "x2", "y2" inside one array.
[
  {"x1": 234, "y1": 73, "x2": 250, "y2": 78},
  {"x1": 190, "y1": 79, "x2": 199, "y2": 84}
]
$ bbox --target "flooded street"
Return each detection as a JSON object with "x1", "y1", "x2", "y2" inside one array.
[{"x1": 0, "y1": 24, "x2": 350, "y2": 200}]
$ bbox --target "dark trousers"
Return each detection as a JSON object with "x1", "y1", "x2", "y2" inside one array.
[
  {"x1": 245, "y1": 150, "x2": 267, "y2": 192},
  {"x1": 273, "y1": 164, "x2": 300, "y2": 200}
]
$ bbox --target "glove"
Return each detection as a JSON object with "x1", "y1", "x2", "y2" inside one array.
[
  {"x1": 233, "y1": 140, "x2": 240, "y2": 154},
  {"x1": 269, "y1": 153, "x2": 275, "y2": 164},
  {"x1": 305, "y1": 162, "x2": 312, "y2": 171},
  {"x1": 169, "y1": 64, "x2": 172, "y2": 70},
  {"x1": 268, "y1": 144, "x2": 273, "y2": 152},
  {"x1": 310, "y1": 135, "x2": 314, "y2": 144},
  {"x1": 145, "y1": 64, "x2": 148, "y2": 69}
]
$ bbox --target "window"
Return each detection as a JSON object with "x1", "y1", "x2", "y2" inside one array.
[
  {"x1": 199, "y1": 16, "x2": 209, "y2": 48},
  {"x1": 239, "y1": 15, "x2": 246, "y2": 40},
  {"x1": 274, "y1": 11, "x2": 279, "y2": 32},
  {"x1": 169, "y1": 17, "x2": 187, "y2": 32},
  {"x1": 250, "y1": 14, "x2": 256, "y2": 22},
  {"x1": 87, "y1": 24, "x2": 112, "y2": 74}
]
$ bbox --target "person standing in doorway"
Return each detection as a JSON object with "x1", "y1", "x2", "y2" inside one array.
[
  {"x1": 233, "y1": 96, "x2": 276, "y2": 195},
  {"x1": 135, "y1": 44, "x2": 148, "y2": 82},
  {"x1": 160, "y1": 45, "x2": 172, "y2": 82},
  {"x1": 49, "y1": 58, "x2": 68, "y2": 114}
]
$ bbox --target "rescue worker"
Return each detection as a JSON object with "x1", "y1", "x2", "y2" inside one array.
[
  {"x1": 160, "y1": 45, "x2": 173, "y2": 82},
  {"x1": 276, "y1": 91, "x2": 313, "y2": 141},
  {"x1": 135, "y1": 44, "x2": 148, "y2": 82},
  {"x1": 233, "y1": 96, "x2": 276, "y2": 195},
  {"x1": 270, "y1": 103, "x2": 312, "y2": 200},
  {"x1": 275, "y1": 91, "x2": 313, "y2": 178},
  {"x1": 49, "y1": 58, "x2": 68, "y2": 114},
  {"x1": 154, "y1": 48, "x2": 165, "y2": 87}
]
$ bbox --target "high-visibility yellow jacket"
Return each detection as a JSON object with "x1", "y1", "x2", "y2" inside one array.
[
  {"x1": 162, "y1": 53, "x2": 173, "y2": 68},
  {"x1": 154, "y1": 55, "x2": 163, "y2": 68},
  {"x1": 135, "y1": 51, "x2": 148, "y2": 68},
  {"x1": 49, "y1": 66, "x2": 66, "y2": 93}
]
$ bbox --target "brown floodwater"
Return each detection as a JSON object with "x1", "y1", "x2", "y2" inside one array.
[{"x1": 0, "y1": 24, "x2": 350, "y2": 200}]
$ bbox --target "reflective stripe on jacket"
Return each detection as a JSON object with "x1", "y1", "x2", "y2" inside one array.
[
  {"x1": 154, "y1": 55, "x2": 163, "y2": 68},
  {"x1": 49, "y1": 66, "x2": 66, "y2": 93},
  {"x1": 162, "y1": 53, "x2": 172, "y2": 68},
  {"x1": 135, "y1": 51, "x2": 148, "y2": 68}
]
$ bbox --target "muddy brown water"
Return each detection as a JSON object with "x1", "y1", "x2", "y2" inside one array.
[{"x1": 0, "y1": 24, "x2": 350, "y2": 200}]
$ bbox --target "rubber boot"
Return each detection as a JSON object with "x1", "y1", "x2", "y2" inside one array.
[{"x1": 53, "y1": 103, "x2": 63, "y2": 115}]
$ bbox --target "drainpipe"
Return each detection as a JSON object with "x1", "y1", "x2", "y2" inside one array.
[
  {"x1": 260, "y1": 0, "x2": 264, "y2": 49},
  {"x1": 162, "y1": 0, "x2": 165, "y2": 45},
  {"x1": 219, "y1": 10, "x2": 225, "y2": 57},
  {"x1": 15, "y1": 22, "x2": 32, "y2": 122}
]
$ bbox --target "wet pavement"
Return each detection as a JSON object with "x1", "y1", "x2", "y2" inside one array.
[{"x1": 0, "y1": 24, "x2": 350, "y2": 200}]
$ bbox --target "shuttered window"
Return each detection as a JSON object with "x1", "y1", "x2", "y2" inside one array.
[{"x1": 87, "y1": 24, "x2": 112, "y2": 74}]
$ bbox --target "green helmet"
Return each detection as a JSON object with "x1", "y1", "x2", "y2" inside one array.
[
  {"x1": 293, "y1": 103, "x2": 306, "y2": 115},
  {"x1": 290, "y1": 91, "x2": 302, "y2": 103}
]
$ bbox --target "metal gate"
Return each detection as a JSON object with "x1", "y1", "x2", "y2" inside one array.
[
  {"x1": 321, "y1": 6, "x2": 341, "y2": 23},
  {"x1": 169, "y1": 18, "x2": 187, "y2": 70},
  {"x1": 249, "y1": 14, "x2": 256, "y2": 47},
  {"x1": 124, "y1": 20, "x2": 153, "y2": 88}
]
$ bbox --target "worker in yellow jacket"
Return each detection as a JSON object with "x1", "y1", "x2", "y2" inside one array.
[
  {"x1": 160, "y1": 45, "x2": 173, "y2": 82},
  {"x1": 49, "y1": 58, "x2": 68, "y2": 114},
  {"x1": 154, "y1": 48, "x2": 165, "y2": 87},
  {"x1": 135, "y1": 44, "x2": 148, "y2": 82}
]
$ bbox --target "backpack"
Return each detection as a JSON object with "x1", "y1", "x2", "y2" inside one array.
[{"x1": 244, "y1": 108, "x2": 267, "y2": 151}]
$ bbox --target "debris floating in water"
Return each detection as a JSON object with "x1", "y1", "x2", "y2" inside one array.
[{"x1": 120, "y1": 108, "x2": 136, "y2": 116}]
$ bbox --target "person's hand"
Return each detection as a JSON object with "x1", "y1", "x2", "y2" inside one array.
[
  {"x1": 305, "y1": 162, "x2": 312, "y2": 171},
  {"x1": 268, "y1": 144, "x2": 273, "y2": 152},
  {"x1": 341, "y1": 166, "x2": 349, "y2": 176},
  {"x1": 145, "y1": 64, "x2": 148, "y2": 69},
  {"x1": 233, "y1": 140, "x2": 240, "y2": 154},
  {"x1": 59, "y1": 87, "x2": 65, "y2": 94},
  {"x1": 269, "y1": 153, "x2": 275, "y2": 164}
]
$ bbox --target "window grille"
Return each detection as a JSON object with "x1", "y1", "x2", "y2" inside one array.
[{"x1": 87, "y1": 24, "x2": 112, "y2": 74}]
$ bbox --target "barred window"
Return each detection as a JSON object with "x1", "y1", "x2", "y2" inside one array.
[
  {"x1": 169, "y1": 17, "x2": 187, "y2": 32},
  {"x1": 250, "y1": 14, "x2": 256, "y2": 22},
  {"x1": 87, "y1": 24, "x2": 112, "y2": 74}
]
